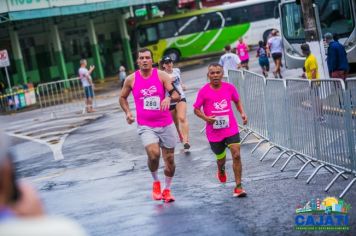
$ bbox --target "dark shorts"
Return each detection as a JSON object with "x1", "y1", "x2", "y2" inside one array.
[
  {"x1": 241, "y1": 59, "x2": 249, "y2": 64},
  {"x1": 259, "y1": 57, "x2": 270, "y2": 70},
  {"x1": 272, "y1": 52, "x2": 282, "y2": 61},
  {"x1": 84, "y1": 86, "x2": 94, "y2": 98},
  {"x1": 209, "y1": 133, "x2": 241, "y2": 159},
  {"x1": 169, "y1": 98, "x2": 187, "y2": 111}
]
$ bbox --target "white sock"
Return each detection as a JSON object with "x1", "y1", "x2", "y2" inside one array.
[
  {"x1": 151, "y1": 171, "x2": 159, "y2": 181},
  {"x1": 164, "y1": 176, "x2": 173, "y2": 190}
]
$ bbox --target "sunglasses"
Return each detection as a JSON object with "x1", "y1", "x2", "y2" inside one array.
[{"x1": 163, "y1": 60, "x2": 172, "y2": 64}]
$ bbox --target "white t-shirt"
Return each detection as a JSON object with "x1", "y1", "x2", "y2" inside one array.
[
  {"x1": 166, "y1": 68, "x2": 185, "y2": 105},
  {"x1": 219, "y1": 53, "x2": 241, "y2": 76},
  {"x1": 267, "y1": 36, "x2": 283, "y2": 54},
  {"x1": 78, "y1": 67, "x2": 91, "y2": 87}
]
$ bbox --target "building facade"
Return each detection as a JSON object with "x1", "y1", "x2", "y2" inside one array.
[{"x1": 0, "y1": 0, "x2": 170, "y2": 87}]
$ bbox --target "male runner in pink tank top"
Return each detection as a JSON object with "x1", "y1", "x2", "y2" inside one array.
[
  {"x1": 119, "y1": 48, "x2": 180, "y2": 203},
  {"x1": 193, "y1": 63, "x2": 248, "y2": 197}
]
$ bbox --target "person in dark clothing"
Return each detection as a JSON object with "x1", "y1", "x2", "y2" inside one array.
[{"x1": 324, "y1": 32, "x2": 349, "y2": 80}]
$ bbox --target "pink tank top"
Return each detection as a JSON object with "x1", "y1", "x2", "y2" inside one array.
[
  {"x1": 132, "y1": 68, "x2": 173, "y2": 127},
  {"x1": 236, "y1": 43, "x2": 249, "y2": 61}
]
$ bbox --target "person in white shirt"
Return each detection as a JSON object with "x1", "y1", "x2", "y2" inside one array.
[
  {"x1": 78, "y1": 59, "x2": 95, "y2": 112},
  {"x1": 219, "y1": 45, "x2": 241, "y2": 79},
  {"x1": 267, "y1": 30, "x2": 283, "y2": 78}
]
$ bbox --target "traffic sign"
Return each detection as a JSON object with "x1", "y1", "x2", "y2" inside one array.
[{"x1": 0, "y1": 49, "x2": 10, "y2": 67}]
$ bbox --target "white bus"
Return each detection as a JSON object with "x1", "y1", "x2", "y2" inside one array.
[{"x1": 279, "y1": 0, "x2": 356, "y2": 69}]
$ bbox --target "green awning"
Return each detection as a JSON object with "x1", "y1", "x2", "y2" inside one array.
[{"x1": 8, "y1": 0, "x2": 170, "y2": 21}]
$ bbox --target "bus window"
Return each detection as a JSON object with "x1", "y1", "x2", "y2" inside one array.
[
  {"x1": 247, "y1": 2, "x2": 276, "y2": 21},
  {"x1": 138, "y1": 26, "x2": 158, "y2": 47},
  {"x1": 158, "y1": 21, "x2": 178, "y2": 38},
  {"x1": 281, "y1": 0, "x2": 354, "y2": 42},
  {"x1": 176, "y1": 16, "x2": 200, "y2": 36},
  {"x1": 281, "y1": 3, "x2": 305, "y2": 42},
  {"x1": 316, "y1": 0, "x2": 354, "y2": 37},
  {"x1": 225, "y1": 7, "x2": 246, "y2": 25},
  {"x1": 200, "y1": 13, "x2": 225, "y2": 30}
]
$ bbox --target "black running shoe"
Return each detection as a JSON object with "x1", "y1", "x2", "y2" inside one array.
[{"x1": 183, "y1": 143, "x2": 191, "y2": 151}]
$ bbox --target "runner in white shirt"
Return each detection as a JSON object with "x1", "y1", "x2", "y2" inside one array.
[
  {"x1": 267, "y1": 30, "x2": 283, "y2": 78},
  {"x1": 219, "y1": 45, "x2": 241, "y2": 79}
]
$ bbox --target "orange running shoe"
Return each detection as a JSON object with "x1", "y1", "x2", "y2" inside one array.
[
  {"x1": 216, "y1": 170, "x2": 227, "y2": 183},
  {"x1": 162, "y1": 189, "x2": 175, "y2": 203},
  {"x1": 152, "y1": 181, "x2": 162, "y2": 200},
  {"x1": 233, "y1": 187, "x2": 247, "y2": 198}
]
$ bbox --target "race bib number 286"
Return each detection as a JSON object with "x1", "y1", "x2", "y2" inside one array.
[{"x1": 144, "y1": 96, "x2": 160, "y2": 110}]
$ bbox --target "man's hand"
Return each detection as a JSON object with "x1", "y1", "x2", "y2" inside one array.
[
  {"x1": 241, "y1": 112, "x2": 248, "y2": 125},
  {"x1": 90, "y1": 65, "x2": 95, "y2": 70},
  {"x1": 205, "y1": 116, "x2": 217, "y2": 124},
  {"x1": 126, "y1": 112, "x2": 135, "y2": 124},
  {"x1": 161, "y1": 97, "x2": 171, "y2": 111}
]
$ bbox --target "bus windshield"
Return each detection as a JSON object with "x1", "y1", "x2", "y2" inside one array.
[{"x1": 281, "y1": 0, "x2": 354, "y2": 43}]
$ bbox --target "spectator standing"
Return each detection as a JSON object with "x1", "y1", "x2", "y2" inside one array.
[
  {"x1": 78, "y1": 59, "x2": 95, "y2": 113},
  {"x1": 325, "y1": 32, "x2": 349, "y2": 80},
  {"x1": 119, "y1": 65, "x2": 127, "y2": 88}
]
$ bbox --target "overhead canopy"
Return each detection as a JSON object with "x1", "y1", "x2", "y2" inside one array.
[{"x1": 5, "y1": 0, "x2": 170, "y2": 21}]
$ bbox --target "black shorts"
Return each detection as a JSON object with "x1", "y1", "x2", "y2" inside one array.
[
  {"x1": 209, "y1": 133, "x2": 241, "y2": 159},
  {"x1": 272, "y1": 52, "x2": 282, "y2": 61},
  {"x1": 241, "y1": 59, "x2": 249, "y2": 64},
  {"x1": 169, "y1": 98, "x2": 187, "y2": 111}
]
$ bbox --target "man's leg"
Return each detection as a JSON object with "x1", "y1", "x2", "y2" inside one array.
[
  {"x1": 138, "y1": 126, "x2": 162, "y2": 200},
  {"x1": 158, "y1": 124, "x2": 178, "y2": 202},
  {"x1": 226, "y1": 133, "x2": 246, "y2": 197},
  {"x1": 145, "y1": 143, "x2": 161, "y2": 173},
  {"x1": 229, "y1": 144, "x2": 242, "y2": 187},
  {"x1": 210, "y1": 141, "x2": 227, "y2": 183},
  {"x1": 161, "y1": 147, "x2": 176, "y2": 202},
  {"x1": 145, "y1": 143, "x2": 162, "y2": 200},
  {"x1": 229, "y1": 143, "x2": 246, "y2": 197}
]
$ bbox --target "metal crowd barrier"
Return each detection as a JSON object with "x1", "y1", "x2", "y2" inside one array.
[
  {"x1": 229, "y1": 70, "x2": 356, "y2": 198},
  {"x1": 36, "y1": 77, "x2": 95, "y2": 118}
]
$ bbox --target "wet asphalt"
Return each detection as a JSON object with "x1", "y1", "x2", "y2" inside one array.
[{"x1": 2, "y1": 54, "x2": 355, "y2": 236}]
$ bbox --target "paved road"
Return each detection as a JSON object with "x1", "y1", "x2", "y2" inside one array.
[{"x1": 1, "y1": 53, "x2": 355, "y2": 235}]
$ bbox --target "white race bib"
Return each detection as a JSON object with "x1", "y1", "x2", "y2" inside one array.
[
  {"x1": 144, "y1": 96, "x2": 160, "y2": 110},
  {"x1": 213, "y1": 115, "x2": 229, "y2": 129},
  {"x1": 240, "y1": 50, "x2": 245, "y2": 57}
]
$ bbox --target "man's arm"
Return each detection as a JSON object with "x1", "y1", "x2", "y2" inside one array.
[
  {"x1": 234, "y1": 100, "x2": 248, "y2": 125},
  {"x1": 88, "y1": 65, "x2": 95, "y2": 74},
  {"x1": 119, "y1": 74, "x2": 135, "y2": 124},
  {"x1": 194, "y1": 108, "x2": 216, "y2": 124},
  {"x1": 159, "y1": 70, "x2": 180, "y2": 111}
]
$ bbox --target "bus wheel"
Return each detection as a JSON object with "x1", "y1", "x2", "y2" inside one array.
[{"x1": 165, "y1": 49, "x2": 180, "y2": 62}]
